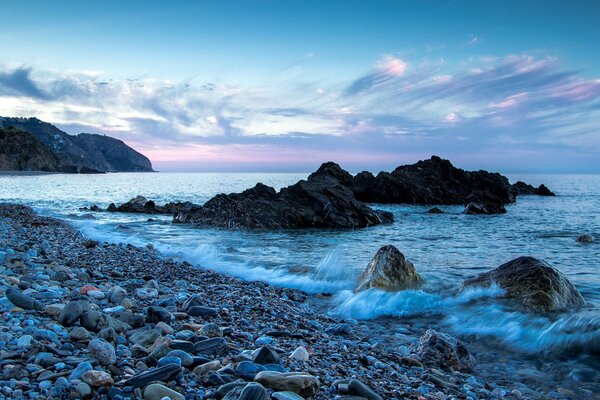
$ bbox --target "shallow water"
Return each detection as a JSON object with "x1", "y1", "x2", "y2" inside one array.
[{"x1": 1, "y1": 171, "x2": 599, "y2": 396}]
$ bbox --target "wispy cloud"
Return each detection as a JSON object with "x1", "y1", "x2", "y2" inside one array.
[{"x1": 1, "y1": 52, "x2": 599, "y2": 172}]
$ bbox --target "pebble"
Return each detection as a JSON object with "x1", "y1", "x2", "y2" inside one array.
[
  {"x1": 88, "y1": 338, "x2": 117, "y2": 365},
  {"x1": 144, "y1": 383, "x2": 185, "y2": 400},
  {"x1": 81, "y1": 370, "x2": 114, "y2": 387}
]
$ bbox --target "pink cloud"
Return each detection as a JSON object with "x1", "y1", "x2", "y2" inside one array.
[{"x1": 377, "y1": 55, "x2": 408, "y2": 77}]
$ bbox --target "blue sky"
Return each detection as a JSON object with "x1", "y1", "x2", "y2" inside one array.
[{"x1": 1, "y1": 0, "x2": 599, "y2": 172}]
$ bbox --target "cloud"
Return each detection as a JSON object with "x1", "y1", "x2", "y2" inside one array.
[{"x1": 0, "y1": 52, "x2": 599, "y2": 172}]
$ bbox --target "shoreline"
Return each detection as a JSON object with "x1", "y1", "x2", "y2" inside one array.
[{"x1": 0, "y1": 204, "x2": 550, "y2": 399}]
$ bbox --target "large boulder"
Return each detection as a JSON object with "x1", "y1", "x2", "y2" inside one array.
[
  {"x1": 350, "y1": 156, "x2": 516, "y2": 205},
  {"x1": 512, "y1": 181, "x2": 556, "y2": 196},
  {"x1": 461, "y1": 256, "x2": 585, "y2": 312},
  {"x1": 173, "y1": 162, "x2": 393, "y2": 229},
  {"x1": 356, "y1": 245, "x2": 421, "y2": 292},
  {"x1": 463, "y1": 190, "x2": 507, "y2": 215},
  {"x1": 409, "y1": 329, "x2": 474, "y2": 372}
]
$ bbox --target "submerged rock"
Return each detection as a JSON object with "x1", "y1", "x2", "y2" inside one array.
[
  {"x1": 426, "y1": 207, "x2": 444, "y2": 214},
  {"x1": 174, "y1": 162, "x2": 393, "y2": 229},
  {"x1": 576, "y1": 234, "x2": 594, "y2": 243},
  {"x1": 356, "y1": 245, "x2": 421, "y2": 292},
  {"x1": 410, "y1": 329, "x2": 474, "y2": 372},
  {"x1": 461, "y1": 256, "x2": 585, "y2": 312}
]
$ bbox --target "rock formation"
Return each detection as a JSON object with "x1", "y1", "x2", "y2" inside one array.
[
  {"x1": 0, "y1": 127, "x2": 61, "y2": 172},
  {"x1": 174, "y1": 162, "x2": 393, "y2": 229},
  {"x1": 463, "y1": 190, "x2": 507, "y2": 215},
  {"x1": 356, "y1": 245, "x2": 421, "y2": 292},
  {"x1": 409, "y1": 329, "x2": 475, "y2": 372},
  {"x1": 461, "y1": 256, "x2": 585, "y2": 312}
]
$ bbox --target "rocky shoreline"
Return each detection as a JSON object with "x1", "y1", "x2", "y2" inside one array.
[{"x1": 1, "y1": 204, "x2": 548, "y2": 400}]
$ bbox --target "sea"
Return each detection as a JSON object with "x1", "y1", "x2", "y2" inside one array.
[{"x1": 1, "y1": 171, "x2": 599, "y2": 397}]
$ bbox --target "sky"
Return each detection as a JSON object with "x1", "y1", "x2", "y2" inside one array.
[{"x1": 1, "y1": 0, "x2": 599, "y2": 173}]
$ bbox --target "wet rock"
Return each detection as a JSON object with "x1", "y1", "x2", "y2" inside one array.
[
  {"x1": 69, "y1": 326, "x2": 92, "y2": 341},
  {"x1": 410, "y1": 329, "x2": 474, "y2": 372},
  {"x1": 124, "y1": 364, "x2": 182, "y2": 388},
  {"x1": 461, "y1": 256, "x2": 585, "y2": 312},
  {"x1": 272, "y1": 392, "x2": 304, "y2": 400},
  {"x1": 143, "y1": 383, "x2": 185, "y2": 400},
  {"x1": 356, "y1": 245, "x2": 421, "y2": 292},
  {"x1": 463, "y1": 190, "x2": 506, "y2": 215},
  {"x1": 129, "y1": 328, "x2": 162, "y2": 346},
  {"x1": 348, "y1": 379, "x2": 383, "y2": 400},
  {"x1": 88, "y1": 338, "x2": 117, "y2": 365},
  {"x1": 146, "y1": 305, "x2": 172, "y2": 324},
  {"x1": 174, "y1": 163, "x2": 393, "y2": 229},
  {"x1": 5, "y1": 286, "x2": 43, "y2": 310},
  {"x1": 199, "y1": 323, "x2": 223, "y2": 337},
  {"x1": 58, "y1": 300, "x2": 85, "y2": 326},
  {"x1": 235, "y1": 361, "x2": 266, "y2": 380},
  {"x1": 188, "y1": 305, "x2": 219, "y2": 318},
  {"x1": 81, "y1": 370, "x2": 114, "y2": 387},
  {"x1": 237, "y1": 383, "x2": 269, "y2": 400},
  {"x1": 534, "y1": 184, "x2": 556, "y2": 196},
  {"x1": 253, "y1": 346, "x2": 279, "y2": 365},
  {"x1": 577, "y1": 234, "x2": 594, "y2": 243},
  {"x1": 193, "y1": 360, "x2": 221, "y2": 377},
  {"x1": 194, "y1": 337, "x2": 229, "y2": 356},
  {"x1": 254, "y1": 371, "x2": 319, "y2": 397}
]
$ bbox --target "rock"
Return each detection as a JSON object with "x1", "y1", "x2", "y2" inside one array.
[
  {"x1": 114, "y1": 310, "x2": 146, "y2": 328},
  {"x1": 199, "y1": 323, "x2": 223, "y2": 337},
  {"x1": 461, "y1": 256, "x2": 585, "y2": 312},
  {"x1": 88, "y1": 338, "x2": 117, "y2": 365},
  {"x1": 426, "y1": 207, "x2": 444, "y2": 214},
  {"x1": 58, "y1": 300, "x2": 85, "y2": 326},
  {"x1": 173, "y1": 163, "x2": 393, "y2": 229},
  {"x1": 253, "y1": 346, "x2": 279, "y2": 365},
  {"x1": 351, "y1": 156, "x2": 516, "y2": 205},
  {"x1": 68, "y1": 362, "x2": 93, "y2": 380},
  {"x1": 129, "y1": 328, "x2": 162, "y2": 346},
  {"x1": 356, "y1": 245, "x2": 421, "y2": 292},
  {"x1": 254, "y1": 371, "x2": 319, "y2": 397},
  {"x1": 135, "y1": 287, "x2": 159, "y2": 300},
  {"x1": 237, "y1": 383, "x2": 269, "y2": 400},
  {"x1": 193, "y1": 360, "x2": 221, "y2": 377},
  {"x1": 125, "y1": 364, "x2": 182, "y2": 388},
  {"x1": 81, "y1": 370, "x2": 114, "y2": 387},
  {"x1": 5, "y1": 286, "x2": 43, "y2": 310},
  {"x1": 194, "y1": 337, "x2": 229, "y2": 356},
  {"x1": 143, "y1": 383, "x2": 185, "y2": 400},
  {"x1": 235, "y1": 361, "x2": 266, "y2": 380},
  {"x1": 80, "y1": 310, "x2": 131, "y2": 332},
  {"x1": 107, "y1": 286, "x2": 127, "y2": 303},
  {"x1": 272, "y1": 392, "x2": 305, "y2": 400},
  {"x1": 166, "y1": 350, "x2": 194, "y2": 367},
  {"x1": 70, "y1": 326, "x2": 92, "y2": 341},
  {"x1": 75, "y1": 382, "x2": 92, "y2": 398},
  {"x1": 577, "y1": 235, "x2": 594, "y2": 243},
  {"x1": 188, "y1": 305, "x2": 219, "y2": 318},
  {"x1": 410, "y1": 329, "x2": 474, "y2": 372},
  {"x1": 157, "y1": 356, "x2": 182, "y2": 368},
  {"x1": 347, "y1": 379, "x2": 383, "y2": 400},
  {"x1": 289, "y1": 347, "x2": 309, "y2": 361},
  {"x1": 463, "y1": 190, "x2": 506, "y2": 215},
  {"x1": 534, "y1": 184, "x2": 556, "y2": 196},
  {"x1": 146, "y1": 306, "x2": 172, "y2": 324}
]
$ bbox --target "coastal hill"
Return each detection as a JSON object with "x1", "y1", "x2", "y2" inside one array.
[
  {"x1": 0, "y1": 117, "x2": 154, "y2": 173},
  {"x1": 0, "y1": 126, "x2": 61, "y2": 171}
]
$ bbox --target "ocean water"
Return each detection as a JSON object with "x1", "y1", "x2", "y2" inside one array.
[{"x1": 1, "y1": 172, "x2": 599, "y2": 396}]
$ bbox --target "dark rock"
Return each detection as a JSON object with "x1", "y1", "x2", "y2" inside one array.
[
  {"x1": 577, "y1": 234, "x2": 594, "y2": 243},
  {"x1": 113, "y1": 311, "x2": 146, "y2": 328},
  {"x1": 463, "y1": 190, "x2": 506, "y2": 215},
  {"x1": 81, "y1": 310, "x2": 131, "y2": 332},
  {"x1": 0, "y1": 127, "x2": 62, "y2": 172},
  {"x1": 58, "y1": 300, "x2": 85, "y2": 326},
  {"x1": 187, "y1": 306, "x2": 219, "y2": 318},
  {"x1": 253, "y1": 346, "x2": 279, "y2": 365},
  {"x1": 511, "y1": 181, "x2": 536, "y2": 195},
  {"x1": 173, "y1": 163, "x2": 393, "y2": 229},
  {"x1": 216, "y1": 382, "x2": 248, "y2": 399},
  {"x1": 83, "y1": 240, "x2": 99, "y2": 248},
  {"x1": 348, "y1": 379, "x2": 383, "y2": 400},
  {"x1": 204, "y1": 371, "x2": 240, "y2": 387},
  {"x1": 237, "y1": 383, "x2": 269, "y2": 400},
  {"x1": 461, "y1": 256, "x2": 585, "y2": 312},
  {"x1": 534, "y1": 184, "x2": 556, "y2": 196},
  {"x1": 5, "y1": 286, "x2": 43, "y2": 310},
  {"x1": 235, "y1": 361, "x2": 266, "y2": 380},
  {"x1": 170, "y1": 340, "x2": 195, "y2": 353},
  {"x1": 410, "y1": 329, "x2": 474, "y2": 372},
  {"x1": 124, "y1": 364, "x2": 182, "y2": 388},
  {"x1": 350, "y1": 156, "x2": 516, "y2": 205},
  {"x1": 426, "y1": 207, "x2": 444, "y2": 214},
  {"x1": 146, "y1": 306, "x2": 172, "y2": 324},
  {"x1": 356, "y1": 245, "x2": 421, "y2": 292},
  {"x1": 194, "y1": 338, "x2": 229, "y2": 356}
]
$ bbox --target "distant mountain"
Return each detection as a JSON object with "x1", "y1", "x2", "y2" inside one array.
[
  {"x1": 0, "y1": 117, "x2": 154, "y2": 172},
  {"x1": 0, "y1": 127, "x2": 62, "y2": 172}
]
